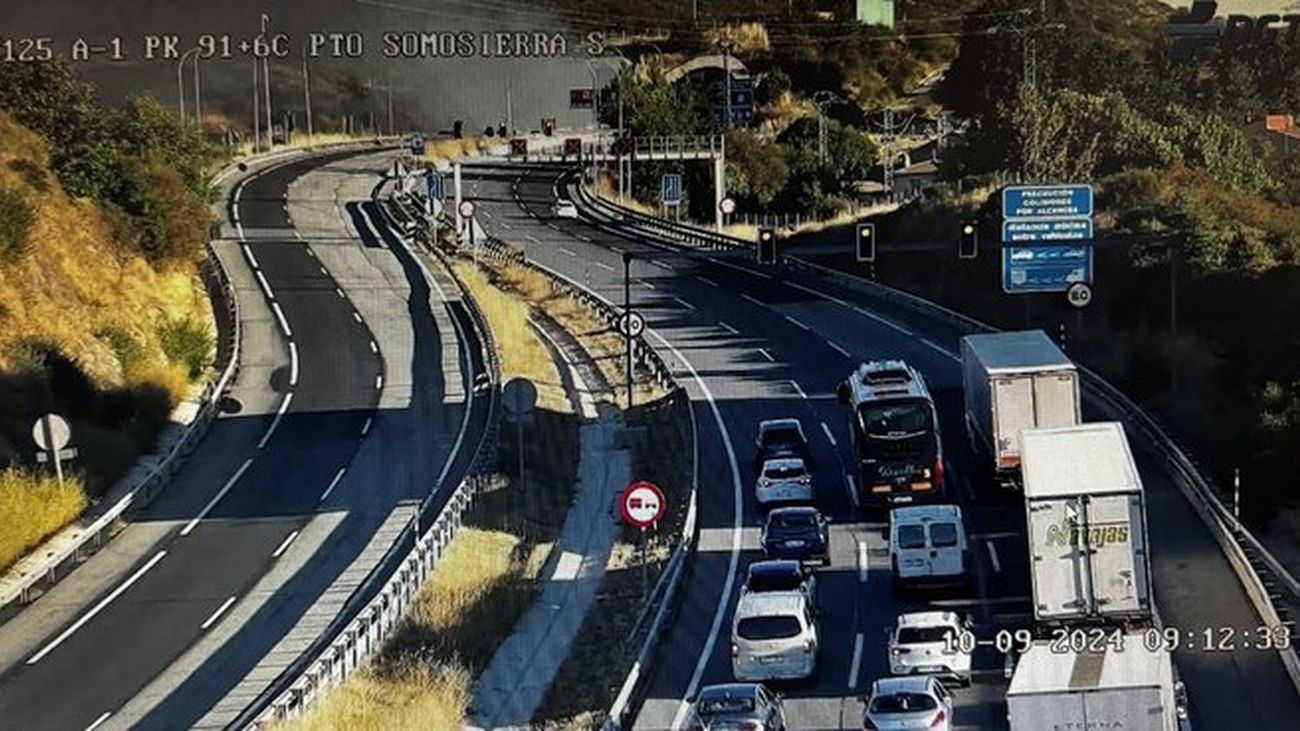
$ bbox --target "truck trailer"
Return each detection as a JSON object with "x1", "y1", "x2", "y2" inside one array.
[
  {"x1": 960, "y1": 330, "x2": 1080, "y2": 487},
  {"x1": 1021, "y1": 422, "x2": 1153, "y2": 624},
  {"x1": 1008, "y1": 637, "x2": 1183, "y2": 731}
]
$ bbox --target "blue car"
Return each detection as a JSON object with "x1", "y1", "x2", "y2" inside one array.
[{"x1": 760, "y1": 507, "x2": 830, "y2": 567}]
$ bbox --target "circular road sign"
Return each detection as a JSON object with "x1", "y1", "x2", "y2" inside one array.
[
  {"x1": 1066, "y1": 282, "x2": 1093, "y2": 309},
  {"x1": 458, "y1": 199, "x2": 478, "y2": 219},
  {"x1": 501, "y1": 378, "x2": 538, "y2": 418},
  {"x1": 620, "y1": 481, "x2": 666, "y2": 530},
  {"x1": 618, "y1": 310, "x2": 645, "y2": 338},
  {"x1": 719, "y1": 196, "x2": 737, "y2": 215},
  {"x1": 32, "y1": 413, "x2": 71, "y2": 452}
]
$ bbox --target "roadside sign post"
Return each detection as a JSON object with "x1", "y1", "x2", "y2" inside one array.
[
  {"x1": 458, "y1": 199, "x2": 478, "y2": 263},
  {"x1": 620, "y1": 480, "x2": 666, "y2": 600},
  {"x1": 1001, "y1": 184, "x2": 1096, "y2": 295},
  {"x1": 662, "y1": 174, "x2": 682, "y2": 220},
  {"x1": 719, "y1": 196, "x2": 736, "y2": 228},
  {"x1": 502, "y1": 379, "x2": 538, "y2": 499},
  {"x1": 425, "y1": 171, "x2": 443, "y2": 245},
  {"x1": 32, "y1": 413, "x2": 72, "y2": 484}
]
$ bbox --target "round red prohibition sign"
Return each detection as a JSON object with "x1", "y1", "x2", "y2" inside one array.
[{"x1": 620, "y1": 480, "x2": 666, "y2": 530}]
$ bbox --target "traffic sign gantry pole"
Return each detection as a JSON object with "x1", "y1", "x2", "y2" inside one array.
[{"x1": 623, "y1": 252, "x2": 633, "y2": 410}]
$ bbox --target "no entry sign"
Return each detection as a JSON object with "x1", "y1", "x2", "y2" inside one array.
[{"x1": 620, "y1": 480, "x2": 666, "y2": 530}]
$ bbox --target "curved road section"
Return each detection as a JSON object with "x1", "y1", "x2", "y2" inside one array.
[
  {"x1": 460, "y1": 162, "x2": 1300, "y2": 730},
  {"x1": 0, "y1": 149, "x2": 484, "y2": 731}
]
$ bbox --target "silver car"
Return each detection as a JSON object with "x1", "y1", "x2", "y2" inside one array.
[
  {"x1": 862, "y1": 675, "x2": 954, "y2": 730},
  {"x1": 687, "y1": 682, "x2": 787, "y2": 731},
  {"x1": 755, "y1": 457, "x2": 815, "y2": 509}
]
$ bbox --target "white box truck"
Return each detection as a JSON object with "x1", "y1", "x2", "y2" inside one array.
[
  {"x1": 960, "y1": 331, "x2": 1080, "y2": 487},
  {"x1": 1008, "y1": 638, "x2": 1183, "y2": 731},
  {"x1": 1021, "y1": 422, "x2": 1153, "y2": 623}
]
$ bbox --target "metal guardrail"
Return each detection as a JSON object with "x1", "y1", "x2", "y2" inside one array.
[{"x1": 578, "y1": 184, "x2": 1300, "y2": 714}]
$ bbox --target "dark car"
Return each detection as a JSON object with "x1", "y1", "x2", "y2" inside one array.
[
  {"x1": 753, "y1": 418, "x2": 816, "y2": 472},
  {"x1": 688, "y1": 682, "x2": 787, "y2": 731},
  {"x1": 743, "y1": 559, "x2": 818, "y2": 608},
  {"x1": 760, "y1": 507, "x2": 830, "y2": 567}
]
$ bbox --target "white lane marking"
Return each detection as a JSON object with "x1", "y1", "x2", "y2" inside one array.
[
  {"x1": 847, "y1": 472, "x2": 860, "y2": 508},
  {"x1": 672, "y1": 297, "x2": 696, "y2": 311},
  {"x1": 789, "y1": 380, "x2": 809, "y2": 400},
  {"x1": 304, "y1": 245, "x2": 314, "y2": 255},
  {"x1": 320, "y1": 467, "x2": 347, "y2": 503},
  {"x1": 26, "y1": 549, "x2": 168, "y2": 665},
  {"x1": 319, "y1": 266, "x2": 328, "y2": 276},
  {"x1": 335, "y1": 287, "x2": 345, "y2": 298},
  {"x1": 718, "y1": 320, "x2": 739, "y2": 335},
  {"x1": 853, "y1": 305, "x2": 913, "y2": 335},
  {"x1": 758, "y1": 348, "x2": 776, "y2": 362},
  {"x1": 787, "y1": 280, "x2": 848, "y2": 306},
  {"x1": 288, "y1": 342, "x2": 299, "y2": 387},
  {"x1": 85, "y1": 711, "x2": 112, "y2": 731},
  {"x1": 740, "y1": 293, "x2": 765, "y2": 308},
  {"x1": 235, "y1": 222, "x2": 245, "y2": 239},
  {"x1": 594, "y1": 260, "x2": 615, "y2": 272},
  {"x1": 858, "y1": 540, "x2": 870, "y2": 583},
  {"x1": 547, "y1": 222, "x2": 560, "y2": 231},
  {"x1": 361, "y1": 417, "x2": 372, "y2": 436},
  {"x1": 986, "y1": 541, "x2": 1002, "y2": 573},
  {"x1": 256, "y1": 393, "x2": 293, "y2": 450},
  {"x1": 375, "y1": 374, "x2": 384, "y2": 390},
  {"x1": 821, "y1": 421, "x2": 838, "y2": 446},
  {"x1": 242, "y1": 245, "x2": 260, "y2": 270},
  {"x1": 271, "y1": 302, "x2": 292, "y2": 338},
  {"x1": 639, "y1": 279, "x2": 656, "y2": 291},
  {"x1": 501, "y1": 222, "x2": 513, "y2": 230},
  {"x1": 920, "y1": 337, "x2": 959, "y2": 361},
  {"x1": 272, "y1": 530, "x2": 301, "y2": 558},
  {"x1": 369, "y1": 340, "x2": 378, "y2": 353},
  {"x1": 525, "y1": 234, "x2": 541, "y2": 244},
  {"x1": 295, "y1": 231, "x2": 304, "y2": 241},
  {"x1": 609, "y1": 245, "x2": 625, "y2": 254},
  {"x1": 352, "y1": 311, "x2": 363, "y2": 324},
  {"x1": 181, "y1": 459, "x2": 254, "y2": 536},
  {"x1": 576, "y1": 234, "x2": 592, "y2": 242},
  {"x1": 560, "y1": 247, "x2": 578, "y2": 257},
  {"x1": 848, "y1": 632, "x2": 865, "y2": 690},
  {"x1": 255, "y1": 270, "x2": 275, "y2": 301},
  {"x1": 652, "y1": 261, "x2": 674, "y2": 272},
  {"x1": 827, "y1": 340, "x2": 851, "y2": 358},
  {"x1": 200, "y1": 595, "x2": 238, "y2": 630},
  {"x1": 784, "y1": 315, "x2": 811, "y2": 331},
  {"x1": 231, "y1": 208, "x2": 240, "y2": 224},
  {"x1": 233, "y1": 183, "x2": 243, "y2": 203}
]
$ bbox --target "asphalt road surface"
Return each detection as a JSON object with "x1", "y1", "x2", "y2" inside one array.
[{"x1": 459, "y1": 162, "x2": 1300, "y2": 731}]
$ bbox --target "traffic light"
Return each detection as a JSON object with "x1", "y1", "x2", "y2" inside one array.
[
  {"x1": 758, "y1": 228, "x2": 777, "y2": 264},
  {"x1": 855, "y1": 222, "x2": 876, "y2": 262},
  {"x1": 452, "y1": 120, "x2": 464, "y2": 139},
  {"x1": 959, "y1": 221, "x2": 978, "y2": 259}
]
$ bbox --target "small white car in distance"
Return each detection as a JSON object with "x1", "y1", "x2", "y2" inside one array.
[
  {"x1": 731, "y1": 590, "x2": 819, "y2": 682},
  {"x1": 755, "y1": 457, "x2": 814, "y2": 510},
  {"x1": 862, "y1": 675, "x2": 954, "y2": 731},
  {"x1": 888, "y1": 611, "x2": 972, "y2": 685},
  {"x1": 552, "y1": 199, "x2": 578, "y2": 218}
]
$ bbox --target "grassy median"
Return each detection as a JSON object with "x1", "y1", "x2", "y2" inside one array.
[{"x1": 0, "y1": 468, "x2": 87, "y2": 573}]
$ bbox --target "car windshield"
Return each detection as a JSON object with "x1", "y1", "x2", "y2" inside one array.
[
  {"x1": 870, "y1": 692, "x2": 939, "y2": 714},
  {"x1": 747, "y1": 567, "x2": 801, "y2": 592},
  {"x1": 930, "y1": 522, "x2": 959, "y2": 548},
  {"x1": 769, "y1": 513, "x2": 816, "y2": 530},
  {"x1": 736, "y1": 615, "x2": 802, "y2": 640},
  {"x1": 763, "y1": 462, "x2": 806, "y2": 480},
  {"x1": 898, "y1": 626, "x2": 955, "y2": 645},
  {"x1": 697, "y1": 694, "x2": 756, "y2": 714},
  {"x1": 859, "y1": 402, "x2": 930, "y2": 435},
  {"x1": 897, "y1": 524, "x2": 927, "y2": 549},
  {"x1": 761, "y1": 426, "x2": 802, "y2": 449}
]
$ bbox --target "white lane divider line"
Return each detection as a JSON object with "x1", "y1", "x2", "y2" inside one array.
[
  {"x1": 255, "y1": 270, "x2": 275, "y2": 301},
  {"x1": 652, "y1": 261, "x2": 674, "y2": 272},
  {"x1": 609, "y1": 245, "x2": 625, "y2": 254},
  {"x1": 639, "y1": 279, "x2": 656, "y2": 291},
  {"x1": 785, "y1": 315, "x2": 811, "y2": 331},
  {"x1": 271, "y1": 302, "x2": 292, "y2": 338},
  {"x1": 986, "y1": 541, "x2": 1002, "y2": 573},
  {"x1": 501, "y1": 222, "x2": 512, "y2": 230},
  {"x1": 320, "y1": 467, "x2": 347, "y2": 503},
  {"x1": 242, "y1": 245, "x2": 260, "y2": 270},
  {"x1": 787, "y1": 280, "x2": 848, "y2": 306},
  {"x1": 697, "y1": 275, "x2": 719, "y2": 287},
  {"x1": 231, "y1": 208, "x2": 240, "y2": 224},
  {"x1": 719, "y1": 320, "x2": 739, "y2": 335},
  {"x1": 594, "y1": 261, "x2": 615, "y2": 272},
  {"x1": 525, "y1": 234, "x2": 541, "y2": 244},
  {"x1": 26, "y1": 549, "x2": 168, "y2": 665},
  {"x1": 740, "y1": 293, "x2": 765, "y2": 308},
  {"x1": 375, "y1": 374, "x2": 384, "y2": 390},
  {"x1": 576, "y1": 234, "x2": 592, "y2": 242},
  {"x1": 846, "y1": 473, "x2": 860, "y2": 509},
  {"x1": 335, "y1": 287, "x2": 345, "y2": 298},
  {"x1": 821, "y1": 421, "x2": 837, "y2": 447},
  {"x1": 920, "y1": 337, "x2": 959, "y2": 361},
  {"x1": 85, "y1": 711, "x2": 112, "y2": 731},
  {"x1": 352, "y1": 311, "x2": 363, "y2": 324},
  {"x1": 181, "y1": 459, "x2": 254, "y2": 536},
  {"x1": 319, "y1": 266, "x2": 328, "y2": 276},
  {"x1": 257, "y1": 393, "x2": 293, "y2": 450},
  {"x1": 790, "y1": 380, "x2": 809, "y2": 400},
  {"x1": 304, "y1": 245, "x2": 314, "y2": 255},
  {"x1": 559, "y1": 247, "x2": 578, "y2": 257},
  {"x1": 272, "y1": 530, "x2": 301, "y2": 559},
  {"x1": 200, "y1": 595, "x2": 238, "y2": 630},
  {"x1": 672, "y1": 297, "x2": 696, "y2": 311},
  {"x1": 369, "y1": 340, "x2": 378, "y2": 353},
  {"x1": 853, "y1": 305, "x2": 913, "y2": 336},
  {"x1": 361, "y1": 417, "x2": 372, "y2": 436},
  {"x1": 848, "y1": 632, "x2": 865, "y2": 690},
  {"x1": 858, "y1": 540, "x2": 870, "y2": 583},
  {"x1": 288, "y1": 342, "x2": 299, "y2": 387},
  {"x1": 827, "y1": 340, "x2": 851, "y2": 358},
  {"x1": 758, "y1": 348, "x2": 776, "y2": 362}
]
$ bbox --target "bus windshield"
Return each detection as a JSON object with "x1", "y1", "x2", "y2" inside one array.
[{"x1": 858, "y1": 401, "x2": 931, "y2": 435}]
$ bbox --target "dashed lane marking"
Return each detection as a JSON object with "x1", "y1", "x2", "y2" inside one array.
[
  {"x1": 200, "y1": 595, "x2": 238, "y2": 629},
  {"x1": 181, "y1": 459, "x2": 254, "y2": 536}
]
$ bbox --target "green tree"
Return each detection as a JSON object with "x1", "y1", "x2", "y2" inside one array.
[{"x1": 725, "y1": 130, "x2": 788, "y2": 206}]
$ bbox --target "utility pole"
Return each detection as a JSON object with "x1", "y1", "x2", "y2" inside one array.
[
  {"x1": 387, "y1": 70, "x2": 395, "y2": 135},
  {"x1": 302, "y1": 45, "x2": 313, "y2": 138},
  {"x1": 505, "y1": 65, "x2": 514, "y2": 134},
  {"x1": 883, "y1": 109, "x2": 896, "y2": 197},
  {"x1": 260, "y1": 14, "x2": 272, "y2": 147},
  {"x1": 252, "y1": 58, "x2": 260, "y2": 150},
  {"x1": 193, "y1": 52, "x2": 202, "y2": 126}
]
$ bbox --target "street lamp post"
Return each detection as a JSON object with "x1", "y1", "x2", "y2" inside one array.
[
  {"x1": 302, "y1": 45, "x2": 313, "y2": 138},
  {"x1": 177, "y1": 47, "x2": 200, "y2": 121},
  {"x1": 251, "y1": 57, "x2": 260, "y2": 150},
  {"x1": 260, "y1": 14, "x2": 272, "y2": 147}
]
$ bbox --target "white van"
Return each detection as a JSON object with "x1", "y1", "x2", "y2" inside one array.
[
  {"x1": 890, "y1": 505, "x2": 969, "y2": 588},
  {"x1": 731, "y1": 590, "x2": 819, "y2": 681}
]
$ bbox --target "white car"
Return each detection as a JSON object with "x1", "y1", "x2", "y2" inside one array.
[
  {"x1": 731, "y1": 590, "x2": 819, "y2": 682},
  {"x1": 863, "y1": 675, "x2": 954, "y2": 730},
  {"x1": 755, "y1": 457, "x2": 814, "y2": 510},
  {"x1": 552, "y1": 199, "x2": 578, "y2": 218},
  {"x1": 888, "y1": 611, "x2": 972, "y2": 685}
]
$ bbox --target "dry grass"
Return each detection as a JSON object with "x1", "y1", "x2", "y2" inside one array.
[
  {"x1": 702, "y1": 22, "x2": 771, "y2": 57},
  {"x1": 278, "y1": 662, "x2": 471, "y2": 731},
  {"x1": 423, "y1": 137, "x2": 488, "y2": 168},
  {"x1": 0, "y1": 468, "x2": 87, "y2": 573}
]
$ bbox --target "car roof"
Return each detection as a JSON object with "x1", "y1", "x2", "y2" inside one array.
[
  {"x1": 768, "y1": 506, "x2": 819, "y2": 519},
  {"x1": 748, "y1": 560, "x2": 803, "y2": 578},
  {"x1": 873, "y1": 675, "x2": 935, "y2": 694},
  {"x1": 698, "y1": 682, "x2": 762, "y2": 699},
  {"x1": 758, "y1": 418, "x2": 803, "y2": 433},
  {"x1": 892, "y1": 504, "x2": 962, "y2": 523},
  {"x1": 761, "y1": 457, "x2": 806, "y2": 471},
  {"x1": 735, "y1": 590, "x2": 807, "y2": 617},
  {"x1": 896, "y1": 610, "x2": 961, "y2": 628}
]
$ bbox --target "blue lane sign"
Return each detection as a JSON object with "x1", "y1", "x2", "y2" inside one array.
[
  {"x1": 1003, "y1": 245, "x2": 1093, "y2": 293},
  {"x1": 426, "y1": 172, "x2": 443, "y2": 202},
  {"x1": 1002, "y1": 185, "x2": 1093, "y2": 219},
  {"x1": 1003, "y1": 218, "x2": 1094, "y2": 243},
  {"x1": 410, "y1": 134, "x2": 426, "y2": 156},
  {"x1": 662, "y1": 174, "x2": 682, "y2": 205}
]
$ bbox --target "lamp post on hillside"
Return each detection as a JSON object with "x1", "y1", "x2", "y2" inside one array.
[{"x1": 177, "y1": 47, "x2": 201, "y2": 123}]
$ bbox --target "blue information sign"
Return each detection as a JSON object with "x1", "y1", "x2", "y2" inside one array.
[
  {"x1": 662, "y1": 174, "x2": 682, "y2": 205},
  {"x1": 1002, "y1": 245, "x2": 1093, "y2": 293},
  {"x1": 1002, "y1": 185, "x2": 1093, "y2": 219},
  {"x1": 1003, "y1": 218, "x2": 1094, "y2": 244},
  {"x1": 426, "y1": 171, "x2": 443, "y2": 202}
]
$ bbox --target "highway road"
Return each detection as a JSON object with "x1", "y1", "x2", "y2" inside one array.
[
  {"x1": 459, "y1": 162, "x2": 1300, "y2": 730},
  {"x1": 0, "y1": 149, "x2": 486, "y2": 730}
]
